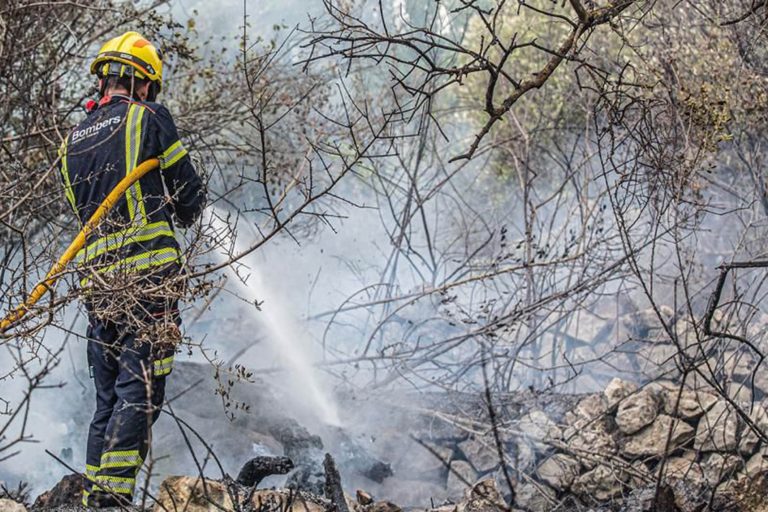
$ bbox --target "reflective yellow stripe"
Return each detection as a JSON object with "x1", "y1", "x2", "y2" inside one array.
[
  {"x1": 59, "y1": 140, "x2": 77, "y2": 214},
  {"x1": 124, "y1": 247, "x2": 181, "y2": 272},
  {"x1": 159, "y1": 140, "x2": 187, "y2": 169},
  {"x1": 125, "y1": 105, "x2": 138, "y2": 221},
  {"x1": 154, "y1": 355, "x2": 174, "y2": 366},
  {"x1": 125, "y1": 104, "x2": 147, "y2": 224},
  {"x1": 95, "y1": 475, "x2": 135, "y2": 485},
  {"x1": 79, "y1": 247, "x2": 181, "y2": 287},
  {"x1": 100, "y1": 450, "x2": 142, "y2": 469},
  {"x1": 154, "y1": 355, "x2": 174, "y2": 376},
  {"x1": 100, "y1": 460, "x2": 141, "y2": 469},
  {"x1": 102, "y1": 449, "x2": 140, "y2": 458},
  {"x1": 75, "y1": 221, "x2": 175, "y2": 264},
  {"x1": 85, "y1": 464, "x2": 99, "y2": 479},
  {"x1": 83, "y1": 463, "x2": 99, "y2": 506},
  {"x1": 94, "y1": 474, "x2": 135, "y2": 494}
]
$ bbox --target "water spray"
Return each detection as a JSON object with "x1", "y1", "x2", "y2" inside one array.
[{"x1": 207, "y1": 207, "x2": 341, "y2": 426}]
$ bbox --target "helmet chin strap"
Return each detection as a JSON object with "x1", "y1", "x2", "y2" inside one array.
[
  {"x1": 98, "y1": 78, "x2": 109, "y2": 98},
  {"x1": 146, "y1": 82, "x2": 160, "y2": 102}
]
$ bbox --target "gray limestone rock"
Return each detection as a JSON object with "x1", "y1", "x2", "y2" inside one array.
[
  {"x1": 695, "y1": 401, "x2": 740, "y2": 453},
  {"x1": 571, "y1": 464, "x2": 627, "y2": 502},
  {"x1": 514, "y1": 482, "x2": 556, "y2": 512},
  {"x1": 661, "y1": 388, "x2": 718, "y2": 420},
  {"x1": 447, "y1": 460, "x2": 479, "y2": 497},
  {"x1": 604, "y1": 378, "x2": 638, "y2": 410},
  {"x1": 622, "y1": 415, "x2": 694, "y2": 458},
  {"x1": 536, "y1": 453, "x2": 581, "y2": 491},
  {"x1": 616, "y1": 389, "x2": 659, "y2": 435}
]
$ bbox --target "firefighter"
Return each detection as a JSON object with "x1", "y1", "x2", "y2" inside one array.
[{"x1": 57, "y1": 31, "x2": 206, "y2": 507}]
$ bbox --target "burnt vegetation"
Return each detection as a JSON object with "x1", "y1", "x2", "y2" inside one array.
[{"x1": 3, "y1": 0, "x2": 768, "y2": 511}]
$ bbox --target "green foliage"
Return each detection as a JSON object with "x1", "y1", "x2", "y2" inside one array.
[{"x1": 449, "y1": 0, "x2": 768, "y2": 195}]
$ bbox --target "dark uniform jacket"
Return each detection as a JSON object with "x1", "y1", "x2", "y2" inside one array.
[{"x1": 58, "y1": 94, "x2": 205, "y2": 288}]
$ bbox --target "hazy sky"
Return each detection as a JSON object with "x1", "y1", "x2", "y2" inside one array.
[{"x1": 173, "y1": 0, "x2": 324, "y2": 39}]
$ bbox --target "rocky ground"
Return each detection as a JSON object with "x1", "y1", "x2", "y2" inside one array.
[
  {"x1": 6, "y1": 300, "x2": 768, "y2": 512},
  {"x1": 4, "y1": 373, "x2": 768, "y2": 512},
  {"x1": 507, "y1": 377, "x2": 768, "y2": 511},
  {"x1": 0, "y1": 471, "x2": 510, "y2": 512}
]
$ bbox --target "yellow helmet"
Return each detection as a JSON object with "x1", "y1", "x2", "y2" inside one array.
[{"x1": 90, "y1": 31, "x2": 163, "y2": 94}]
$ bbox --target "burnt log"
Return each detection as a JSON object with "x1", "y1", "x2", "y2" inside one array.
[
  {"x1": 166, "y1": 363, "x2": 393, "y2": 491},
  {"x1": 323, "y1": 453, "x2": 350, "y2": 512},
  {"x1": 236, "y1": 455, "x2": 295, "y2": 487}
]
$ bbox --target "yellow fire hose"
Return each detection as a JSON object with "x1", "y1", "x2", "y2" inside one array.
[{"x1": 0, "y1": 158, "x2": 160, "y2": 334}]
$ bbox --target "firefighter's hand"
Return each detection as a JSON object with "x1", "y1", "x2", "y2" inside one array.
[
  {"x1": 160, "y1": 322, "x2": 182, "y2": 348},
  {"x1": 142, "y1": 320, "x2": 182, "y2": 352}
]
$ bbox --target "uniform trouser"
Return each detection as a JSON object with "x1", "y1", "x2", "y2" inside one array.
[{"x1": 83, "y1": 318, "x2": 175, "y2": 506}]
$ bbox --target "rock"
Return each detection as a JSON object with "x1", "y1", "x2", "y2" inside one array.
[
  {"x1": 409, "y1": 441, "x2": 454, "y2": 478},
  {"x1": 287, "y1": 464, "x2": 326, "y2": 496},
  {"x1": 739, "y1": 403, "x2": 768, "y2": 455},
  {"x1": 458, "y1": 436, "x2": 500, "y2": 473},
  {"x1": 447, "y1": 460, "x2": 478, "y2": 497},
  {"x1": 563, "y1": 423, "x2": 617, "y2": 469},
  {"x1": 628, "y1": 460, "x2": 653, "y2": 487},
  {"x1": 695, "y1": 401, "x2": 740, "y2": 452},
  {"x1": 710, "y1": 478, "x2": 745, "y2": 512},
  {"x1": 323, "y1": 427, "x2": 393, "y2": 483},
  {"x1": 622, "y1": 306, "x2": 673, "y2": 340},
  {"x1": 744, "y1": 445, "x2": 768, "y2": 478},
  {"x1": 621, "y1": 483, "x2": 679, "y2": 512},
  {"x1": 661, "y1": 388, "x2": 718, "y2": 420},
  {"x1": 622, "y1": 415, "x2": 694, "y2": 458},
  {"x1": 565, "y1": 394, "x2": 608, "y2": 429},
  {"x1": 754, "y1": 365, "x2": 768, "y2": 396},
  {"x1": 688, "y1": 370, "x2": 721, "y2": 393},
  {"x1": 535, "y1": 454, "x2": 581, "y2": 491},
  {"x1": 155, "y1": 476, "x2": 234, "y2": 512},
  {"x1": 715, "y1": 471, "x2": 768, "y2": 512},
  {"x1": 662, "y1": 454, "x2": 704, "y2": 485},
  {"x1": 375, "y1": 477, "x2": 444, "y2": 508},
  {"x1": 356, "y1": 490, "x2": 374, "y2": 505},
  {"x1": 670, "y1": 478, "x2": 708, "y2": 512},
  {"x1": 514, "y1": 442, "x2": 538, "y2": 473},
  {"x1": 258, "y1": 490, "x2": 327, "y2": 512},
  {"x1": 0, "y1": 499, "x2": 26, "y2": 512},
  {"x1": 720, "y1": 350, "x2": 757, "y2": 380},
  {"x1": 571, "y1": 464, "x2": 626, "y2": 502},
  {"x1": 727, "y1": 382, "x2": 753, "y2": 405},
  {"x1": 153, "y1": 476, "x2": 326, "y2": 512},
  {"x1": 616, "y1": 389, "x2": 659, "y2": 434},
  {"x1": 512, "y1": 411, "x2": 561, "y2": 473},
  {"x1": 237, "y1": 455, "x2": 294, "y2": 487},
  {"x1": 514, "y1": 482, "x2": 556, "y2": 512},
  {"x1": 701, "y1": 453, "x2": 743, "y2": 483},
  {"x1": 673, "y1": 318, "x2": 697, "y2": 354},
  {"x1": 516, "y1": 410, "x2": 562, "y2": 452},
  {"x1": 31, "y1": 473, "x2": 83, "y2": 509},
  {"x1": 604, "y1": 378, "x2": 638, "y2": 409},
  {"x1": 368, "y1": 501, "x2": 402, "y2": 512},
  {"x1": 456, "y1": 479, "x2": 507, "y2": 512},
  {"x1": 644, "y1": 379, "x2": 678, "y2": 398},
  {"x1": 637, "y1": 344, "x2": 677, "y2": 372}
]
